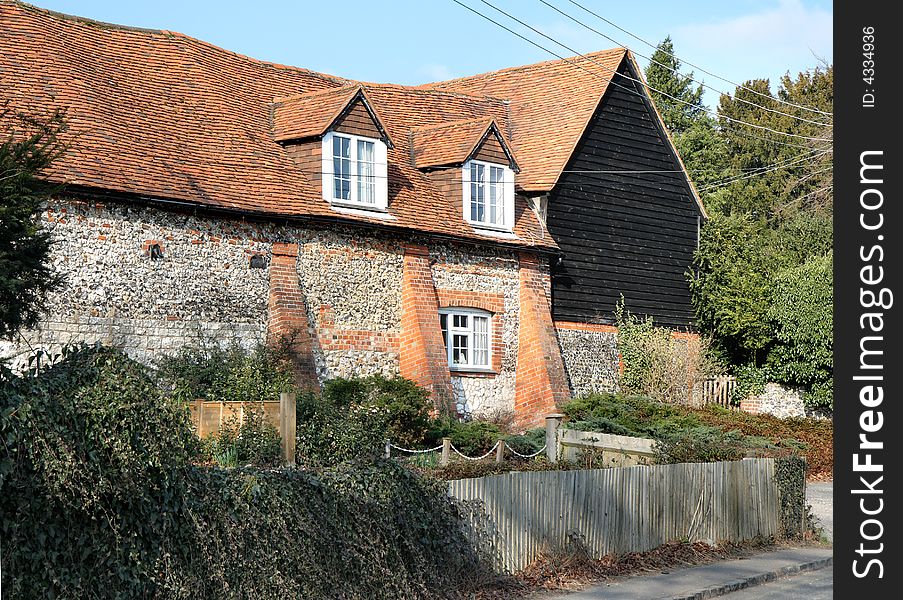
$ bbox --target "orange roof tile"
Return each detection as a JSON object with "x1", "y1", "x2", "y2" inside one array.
[
  {"x1": 411, "y1": 118, "x2": 515, "y2": 170},
  {"x1": 423, "y1": 48, "x2": 628, "y2": 192},
  {"x1": 1, "y1": 2, "x2": 642, "y2": 251}
]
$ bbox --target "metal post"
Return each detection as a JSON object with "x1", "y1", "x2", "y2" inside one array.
[{"x1": 545, "y1": 413, "x2": 564, "y2": 463}]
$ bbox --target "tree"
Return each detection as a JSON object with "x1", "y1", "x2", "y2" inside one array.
[
  {"x1": 644, "y1": 37, "x2": 731, "y2": 190},
  {"x1": 0, "y1": 108, "x2": 66, "y2": 339},
  {"x1": 645, "y1": 36, "x2": 705, "y2": 134}
]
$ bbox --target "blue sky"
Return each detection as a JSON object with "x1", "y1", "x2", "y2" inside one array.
[{"x1": 32, "y1": 0, "x2": 832, "y2": 107}]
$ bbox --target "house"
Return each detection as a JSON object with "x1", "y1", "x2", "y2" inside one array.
[{"x1": 0, "y1": 1, "x2": 704, "y2": 426}]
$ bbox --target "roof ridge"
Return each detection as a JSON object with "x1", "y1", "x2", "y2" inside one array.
[
  {"x1": 9, "y1": 0, "x2": 348, "y2": 86},
  {"x1": 423, "y1": 47, "x2": 626, "y2": 88},
  {"x1": 273, "y1": 84, "x2": 360, "y2": 105},
  {"x1": 353, "y1": 81, "x2": 510, "y2": 104},
  {"x1": 410, "y1": 117, "x2": 494, "y2": 133}
]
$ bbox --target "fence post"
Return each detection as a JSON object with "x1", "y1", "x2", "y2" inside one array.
[
  {"x1": 440, "y1": 437, "x2": 452, "y2": 466},
  {"x1": 384, "y1": 440, "x2": 391, "y2": 459},
  {"x1": 195, "y1": 399, "x2": 204, "y2": 438},
  {"x1": 280, "y1": 392, "x2": 297, "y2": 466},
  {"x1": 545, "y1": 413, "x2": 564, "y2": 463},
  {"x1": 496, "y1": 439, "x2": 505, "y2": 464}
]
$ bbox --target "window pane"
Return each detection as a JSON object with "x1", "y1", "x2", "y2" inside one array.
[
  {"x1": 452, "y1": 334, "x2": 469, "y2": 365},
  {"x1": 357, "y1": 140, "x2": 375, "y2": 204},
  {"x1": 490, "y1": 166, "x2": 504, "y2": 226},
  {"x1": 473, "y1": 316, "x2": 489, "y2": 366},
  {"x1": 453, "y1": 314, "x2": 468, "y2": 328},
  {"x1": 440, "y1": 313, "x2": 448, "y2": 347},
  {"x1": 333, "y1": 136, "x2": 351, "y2": 200},
  {"x1": 470, "y1": 163, "x2": 485, "y2": 222}
]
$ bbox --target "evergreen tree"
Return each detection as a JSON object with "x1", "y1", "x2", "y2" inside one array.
[
  {"x1": 645, "y1": 36, "x2": 705, "y2": 134},
  {"x1": 0, "y1": 108, "x2": 66, "y2": 339}
]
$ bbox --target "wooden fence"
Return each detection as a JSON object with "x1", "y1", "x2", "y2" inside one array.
[
  {"x1": 700, "y1": 375, "x2": 738, "y2": 409},
  {"x1": 188, "y1": 392, "x2": 296, "y2": 464},
  {"x1": 448, "y1": 458, "x2": 780, "y2": 573},
  {"x1": 557, "y1": 428, "x2": 656, "y2": 467}
]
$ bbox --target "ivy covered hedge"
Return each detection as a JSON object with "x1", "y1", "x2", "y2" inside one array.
[{"x1": 0, "y1": 346, "x2": 488, "y2": 598}]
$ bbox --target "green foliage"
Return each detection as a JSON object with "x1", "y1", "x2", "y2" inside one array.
[
  {"x1": 155, "y1": 341, "x2": 296, "y2": 404},
  {"x1": 733, "y1": 364, "x2": 769, "y2": 404},
  {"x1": 0, "y1": 346, "x2": 491, "y2": 598},
  {"x1": 561, "y1": 393, "x2": 806, "y2": 466},
  {"x1": 775, "y1": 456, "x2": 808, "y2": 538},
  {"x1": 645, "y1": 36, "x2": 705, "y2": 134},
  {"x1": 0, "y1": 345, "x2": 196, "y2": 597},
  {"x1": 765, "y1": 253, "x2": 833, "y2": 408},
  {"x1": 323, "y1": 375, "x2": 432, "y2": 448},
  {"x1": 428, "y1": 418, "x2": 502, "y2": 456},
  {"x1": 199, "y1": 403, "x2": 282, "y2": 468},
  {"x1": 0, "y1": 108, "x2": 67, "y2": 339},
  {"x1": 654, "y1": 427, "x2": 758, "y2": 464}
]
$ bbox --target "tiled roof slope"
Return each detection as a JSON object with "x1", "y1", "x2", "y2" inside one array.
[
  {"x1": 272, "y1": 85, "x2": 363, "y2": 142},
  {"x1": 1, "y1": 2, "x2": 629, "y2": 250},
  {"x1": 411, "y1": 118, "x2": 514, "y2": 170},
  {"x1": 423, "y1": 49, "x2": 627, "y2": 193}
]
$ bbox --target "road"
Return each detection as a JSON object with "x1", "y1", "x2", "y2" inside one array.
[
  {"x1": 719, "y1": 566, "x2": 833, "y2": 599},
  {"x1": 807, "y1": 481, "x2": 832, "y2": 542}
]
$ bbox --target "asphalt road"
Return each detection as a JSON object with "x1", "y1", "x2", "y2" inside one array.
[
  {"x1": 807, "y1": 481, "x2": 833, "y2": 542},
  {"x1": 718, "y1": 566, "x2": 833, "y2": 599}
]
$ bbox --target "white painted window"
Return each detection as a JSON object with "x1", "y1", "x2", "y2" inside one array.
[
  {"x1": 322, "y1": 131, "x2": 388, "y2": 210},
  {"x1": 463, "y1": 159, "x2": 514, "y2": 231},
  {"x1": 439, "y1": 308, "x2": 492, "y2": 370}
]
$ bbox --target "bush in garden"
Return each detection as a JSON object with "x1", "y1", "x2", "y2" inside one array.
[{"x1": 1, "y1": 345, "x2": 492, "y2": 599}]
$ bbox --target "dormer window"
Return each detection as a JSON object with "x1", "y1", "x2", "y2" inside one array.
[
  {"x1": 322, "y1": 131, "x2": 388, "y2": 211},
  {"x1": 463, "y1": 159, "x2": 514, "y2": 231}
]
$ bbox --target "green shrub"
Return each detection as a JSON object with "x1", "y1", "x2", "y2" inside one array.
[
  {"x1": 200, "y1": 403, "x2": 282, "y2": 468},
  {"x1": 323, "y1": 375, "x2": 432, "y2": 448},
  {"x1": 775, "y1": 455, "x2": 808, "y2": 538},
  {"x1": 427, "y1": 418, "x2": 502, "y2": 456},
  {"x1": 1, "y1": 347, "x2": 492, "y2": 598},
  {"x1": 733, "y1": 364, "x2": 768, "y2": 404},
  {"x1": 155, "y1": 341, "x2": 296, "y2": 404},
  {"x1": 654, "y1": 427, "x2": 752, "y2": 463},
  {"x1": 295, "y1": 390, "x2": 389, "y2": 467}
]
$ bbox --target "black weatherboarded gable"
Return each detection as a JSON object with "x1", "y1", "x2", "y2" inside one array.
[{"x1": 547, "y1": 58, "x2": 703, "y2": 329}]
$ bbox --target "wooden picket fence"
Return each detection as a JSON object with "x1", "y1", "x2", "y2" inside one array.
[
  {"x1": 700, "y1": 375, "x2": 738, "y2": 409},
  {"x1": 449, "y1": 458, "x2": 780, "y2": 573}
]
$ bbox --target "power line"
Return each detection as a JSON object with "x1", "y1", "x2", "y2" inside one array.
[
  {"x1": 697, "y1": 150, "x2": 831, "y2": 192},
  {"x1": 465, "y1": 0, "x2": 831, "y2": 143},
  {"x1": 565, "y1": 0, "x2": 834, "y2": 118},
  {"x1": 537, "y1": 0, "x2": 832, "y2": 128}
]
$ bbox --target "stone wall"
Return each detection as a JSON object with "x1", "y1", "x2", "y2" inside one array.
[
  {"x1": 554, "y1": 322, "x2": 620, "y2": 397},
  {"x1": 1, "y1": 199, "x2": 273, "y2": 369},
  {"x1": 296, "y1": 229, "x2": 404, "y2": 381},
  {"x1": 430, "y1": 243, "x2": 520, "y2": 417},
  {"x1": 740, "y1": 383, "x2": 806, "y2": 419},
  {"x1": 2, "y1": 199, "x2": 527, "y2": 419}
]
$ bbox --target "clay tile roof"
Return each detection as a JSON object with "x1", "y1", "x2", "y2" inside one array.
[
  {"x1": 2, "y1": 2, "x2": 649, "y2": 251},
  {"x1": 423, "y1": 48, "x2": 628, "y2": 193},
  {"x1": 411, "y1": 118, "x2": 516, "y2": 170},
  {"x1": 272, "y1": 85, "x2": 361, "y2": 141},
  {"x1": 272, "y1": 85, "x2": 394, "y2": 147}
]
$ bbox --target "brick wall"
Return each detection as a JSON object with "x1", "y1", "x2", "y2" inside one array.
[
  {"x1": 399, "y1": 243, "x2": 455, "y2": 414},
  {"x1": 514, "y1": 252, "x2": 569, "y2": 427}
]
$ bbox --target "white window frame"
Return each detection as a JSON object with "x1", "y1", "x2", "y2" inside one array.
[
  {"x1": 321, "y1": 130, "x2": 388, "y2": 211},
  {"x1": 462, "y1": 159, "x2": 515, "y2": 232},
  {"x1": 439, "y1": 308, "x2": 493, "y2": 372}
]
